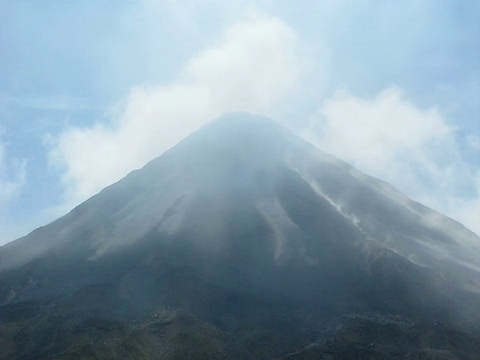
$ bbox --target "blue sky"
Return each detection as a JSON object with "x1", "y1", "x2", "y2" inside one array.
[{"x1": 0, "y1": 0, "x2": 479, "y2": 244}]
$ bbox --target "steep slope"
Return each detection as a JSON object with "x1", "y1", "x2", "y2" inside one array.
[{"x1": 1, "y1": 113, "x2": 479, "y2": 359}]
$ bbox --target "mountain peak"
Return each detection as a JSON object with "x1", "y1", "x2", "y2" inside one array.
[
  {"x1": 204, "y1": 111, "x2": 279, "y2": 130},
  {"x1": 171, "y1": 112, "x2": 294, "y2": 160},
  {"x1": 138, "y1": 113, "x2": 303, "y2": 189}
]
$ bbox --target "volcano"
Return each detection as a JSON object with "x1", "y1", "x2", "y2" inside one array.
[{"x1": 1, "y1": 113, "x2": 479, "y2": 359}]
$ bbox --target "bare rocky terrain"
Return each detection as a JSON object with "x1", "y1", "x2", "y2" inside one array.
[{"x1": 1, "y1": 114, "x2": 479, "y2": 359}]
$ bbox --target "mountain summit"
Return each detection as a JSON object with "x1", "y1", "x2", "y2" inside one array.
[{"x1": 1, "y1": 113, "x2": 480, "y2": 359}]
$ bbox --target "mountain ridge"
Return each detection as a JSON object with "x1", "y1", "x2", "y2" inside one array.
[
  {"x1": 3, "y1": 113, "x2": 478, "y2": 269},
  {"x1": 1, "y1": 112, "x2": 479, "y2": 359}
]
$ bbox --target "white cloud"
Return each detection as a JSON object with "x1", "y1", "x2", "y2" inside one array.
[
  {"x1": 184, "y1": 14, "x2": 300, "y2": 111},
  {"x1": 0, "y1": 142, "x2": 26, "y2": 208},
  {"x1": 51, "y1": 13, "x2": 303, "y2": 203},
  {"x1": 305, "y1": 87, "x2": 480, "y2": 235},
  {"x1": 0, "y1": 140, "x2": 27, "y2": 245},
  {"x1": 310, "y1": 87, "x2": 449, "y2": 171}
]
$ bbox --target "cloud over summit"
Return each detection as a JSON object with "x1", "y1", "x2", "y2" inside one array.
[{"x1": 51, "y1": 13, "x2": 303, "y2": 203}]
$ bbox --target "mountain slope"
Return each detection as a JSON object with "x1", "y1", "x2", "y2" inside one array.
[{"x1": 1, "y1": 113, "x2": 479, "y2": 359}]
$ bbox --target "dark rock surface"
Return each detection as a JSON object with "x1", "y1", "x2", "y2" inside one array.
[{"x1": 1, "y1": 113, "x2": 479, "y2": 359}]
